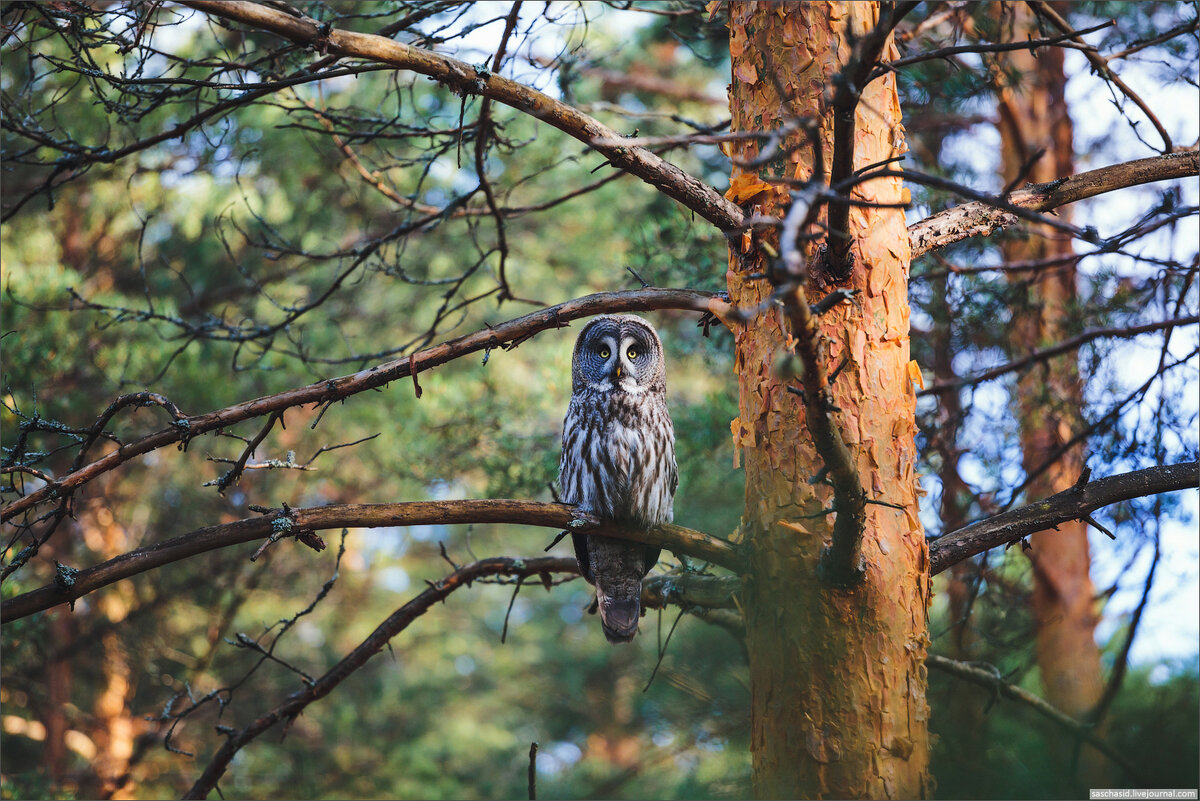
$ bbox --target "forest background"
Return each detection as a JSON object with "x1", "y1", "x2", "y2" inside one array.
[{"x1": 1, "y1": 1, "x2": 1197, "y2": 799}]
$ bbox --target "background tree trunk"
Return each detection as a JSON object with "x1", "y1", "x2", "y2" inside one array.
[
  {"x1": 995, "y1": 1, "x2": 1105, "y2": 781},
  {"x1": 726, "y1": 3, "x2": 930, "y2": 797}
]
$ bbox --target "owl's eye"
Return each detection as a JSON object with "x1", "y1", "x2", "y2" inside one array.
[
  {"x1": 627, "y1": 348, "x2": 638, "y2": 360},
  {"x1": 599, "y1": 347, "x2": 610, "y2": 359}
]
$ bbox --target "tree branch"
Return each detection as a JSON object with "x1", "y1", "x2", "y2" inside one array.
[
  {"x1": 929, "y1": 461, "x2": 1199, "y2": 575},
  {"x1": 171, "y1": 546, "x2": 737, "y2": 798},
  {"x1": 919, "y1": 315, "x2": 1200, "y2": 396},
  {"x1": 642, "y1": 573, "x2": 740, "y2": 610},
  {"x1": 179, "y1": 555, "x2": 573, "y2": 799},
  {"x1": 872, "y1": 18, "x2": 1112, "y2": 78},
  {"x1": 1, "y1": 499, "x2": 739, "y2": 622},
  {"x1": 926, "y1": 654, "x2": 1148, "y2": 783},
  {"x1": 1, "y1": 288, "x2": 727, "y2": 524},
  {"x1": 177, "y1": 0, "x2": 744, "y2": 232},
  {"x1": 787, "y1": 294, "x2": 869, "y2": 588},
  {"x1": 1029, "y1": 1, "x2": 1173, "y2": 153},
  {"x1": 908, "y1": 151, "x2": 1199, "y2": 257}
]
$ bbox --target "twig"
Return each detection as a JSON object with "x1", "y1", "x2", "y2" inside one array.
[
  {"x1": 871, "y1": 19, "x2": 1112, "y2": 79},
  {"x1": 500, "y1": 576, "x2": 524, "y2": 644},
  {"x1": 180, "y1": 556, "x2": 577, "y2": 799},
  {"x1": 1089, "y1": 538, "x2": 1160, "y2": 725},
  {"x1": 528, "y1": 742, "x2": 538, "y2": 800},
  {"x1": 920, "y1": 316, "x2": 1199, "y2": 395},
  {"x1": 927, "y1": 654, "x2": 1148, "y2": 783},
  {"x1": 1029, "y1": 1, "x2": 1173, "y2": 152}
]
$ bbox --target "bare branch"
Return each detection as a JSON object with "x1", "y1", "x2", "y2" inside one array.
[
  {"x1": 785, "y1": 291, "x2": 868, "y2": 588},
  {"x1": 177, "y1": 0, "x2": 745, "y2": 232},
  {"x1": 1, "y1": 499, "x2": 739, "y2": 621},
  {"x1": 919, "y1": 315, "x2": 1200, "y2": 396},
  {"x1": 929, "y1": 462, "x2": 1199, "y2": 575},
  {"x1": 179, "y1": 555, "x2": 575, "y2": 799},
  {"x1": 908, "y1": 151, "x2": 1200, "y2": 257},
  {"x1": 1, "y1": 288, "x2": 727, "y2": 524},
  {"x1": 1089, "y1": 538, "x2": 1160, "y2": 726},
  {"x1": 872, "y1": 19, "x2": 1113, "y2": 78},
  {"x1": 926, "y1": 654, "x2": 1148, "y2": 783},
  {"x1": 1030, "y1": 1, "x2": 1173, "y2": 153}
]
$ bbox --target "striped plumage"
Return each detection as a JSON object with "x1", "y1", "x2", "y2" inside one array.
[{"x1": 559, "y1": 315, "x2": 677, "y2": 643}]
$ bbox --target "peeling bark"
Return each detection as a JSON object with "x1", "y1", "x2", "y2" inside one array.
[{"x1": 727, "y1": 3, "x2": 929, "y2": 797}]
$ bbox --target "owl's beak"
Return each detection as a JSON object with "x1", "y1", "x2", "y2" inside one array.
[{"x1": 615, "y1": 364, "x2": 622, "y2": 379}]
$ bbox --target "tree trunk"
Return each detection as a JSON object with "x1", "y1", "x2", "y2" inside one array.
[
  {"x1": 726, "y1": 3, "x2": 930, "y2": 797},
  {"x1": 995, "y1": 1, "x2": 1105, "y2": 781},
  {"x1": 931, "y1": 271, "x2": 990, "y2": 768}
]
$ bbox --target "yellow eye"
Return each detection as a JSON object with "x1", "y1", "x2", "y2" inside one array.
[
  {"x1": 599, "y1": 348, "x2": 610, "y2": 359},
  {"x1": 627, "y1": 348, "x2": 637, "y2": 360}
]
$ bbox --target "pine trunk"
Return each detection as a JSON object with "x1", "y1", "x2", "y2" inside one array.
[
  {"x1": 995, "y1": 4, "x2": 1105, "y2": 738},
  {"x1": 726, "y1": 3, "x2": 930, "y2": 797}
]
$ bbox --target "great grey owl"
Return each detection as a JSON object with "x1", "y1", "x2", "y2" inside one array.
[{"x1": 559, "y1": 314, "x2": 677, "y2": 643}]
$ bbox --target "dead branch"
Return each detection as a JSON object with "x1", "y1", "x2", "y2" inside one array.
[
  {"x1": 1, "y1": 288, "x2": 726, "y2": 525},
  {"x1": 926, "y1": 654, "x2": 1147, "y2": 783},
  {"x1": 825, "y1": 1, "x2": 919, "y2": 278},
  {"x1": 787, "y1": 290, "x2": 869, "y2": 588},
  {"x1": 908, "y1": 151, "x2": 1199, "y2": 257},
  {"x1": 872, "y1": 18, "x2": 1113, "y2": 78},
  {"x1": 179, "y1": 555, "x2": 575, "y2": 799},
  {"x1": 929, "y1": 461, "x2": 1199, "y2": 575},
  {"x1": 177, "y1": 0, "x2": 745, "y2": 232},
  {"x1": 1030, "y1": 1, "x2": 1173, "y2": 153},
  {"x1": 920, "y1": 315, "x2": 1200, "y2": 396},
  {"x1": 1, "y1": 499, "x2": 739, "y2": 622}
]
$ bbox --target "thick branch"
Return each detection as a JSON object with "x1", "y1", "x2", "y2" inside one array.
[
  {"x1": 642, "y1": 572, "x2": 740, "y2": 610},
  {"x1": 1, "y1": 499, "x2": 738, "y2": 622},
  {"x1": 1, "y1": 288, "x2": 725, "y2": 524},
  {"x1": 178, "y1": 1, "x2": 744, "y2": 232},
  {"x1": 929, "y1": 461, "x2": 1199, "y2": 575},
  {"x1": 908, "y1": 151, "x2": 1199, "y2": 257},
  {"x1": 926, "y1": 654, "x2": 1147, "y2": 783}
]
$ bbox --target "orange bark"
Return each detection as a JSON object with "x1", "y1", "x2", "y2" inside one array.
[
  {"x1": 996, "y1": 0, "x2": 1104, "y2": 761},
  {"x1": 727, "y1": 3, "x2": 929, "y2": 797}
]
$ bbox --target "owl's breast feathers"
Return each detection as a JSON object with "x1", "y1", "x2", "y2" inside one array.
[{"x1": 558, "y1": 388, "x2": 675, "y2": 527}]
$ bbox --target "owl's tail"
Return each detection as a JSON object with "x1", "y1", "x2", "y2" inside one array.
[{"x1": 596, "y1": 590, "x2": 640, "y2": 643}]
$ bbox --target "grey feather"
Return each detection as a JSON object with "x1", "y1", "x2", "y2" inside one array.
[{"x1": 558, "y1": 315, "x2": 676, "y2": 643}]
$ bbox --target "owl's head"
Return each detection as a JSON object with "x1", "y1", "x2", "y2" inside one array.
[{"x1": 571, "y1": 314, "x2": 666, "y2": 395}]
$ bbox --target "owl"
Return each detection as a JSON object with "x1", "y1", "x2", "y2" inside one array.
[{"x1": 559, "y1": 314, "x2": 678, "y2": 643}]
